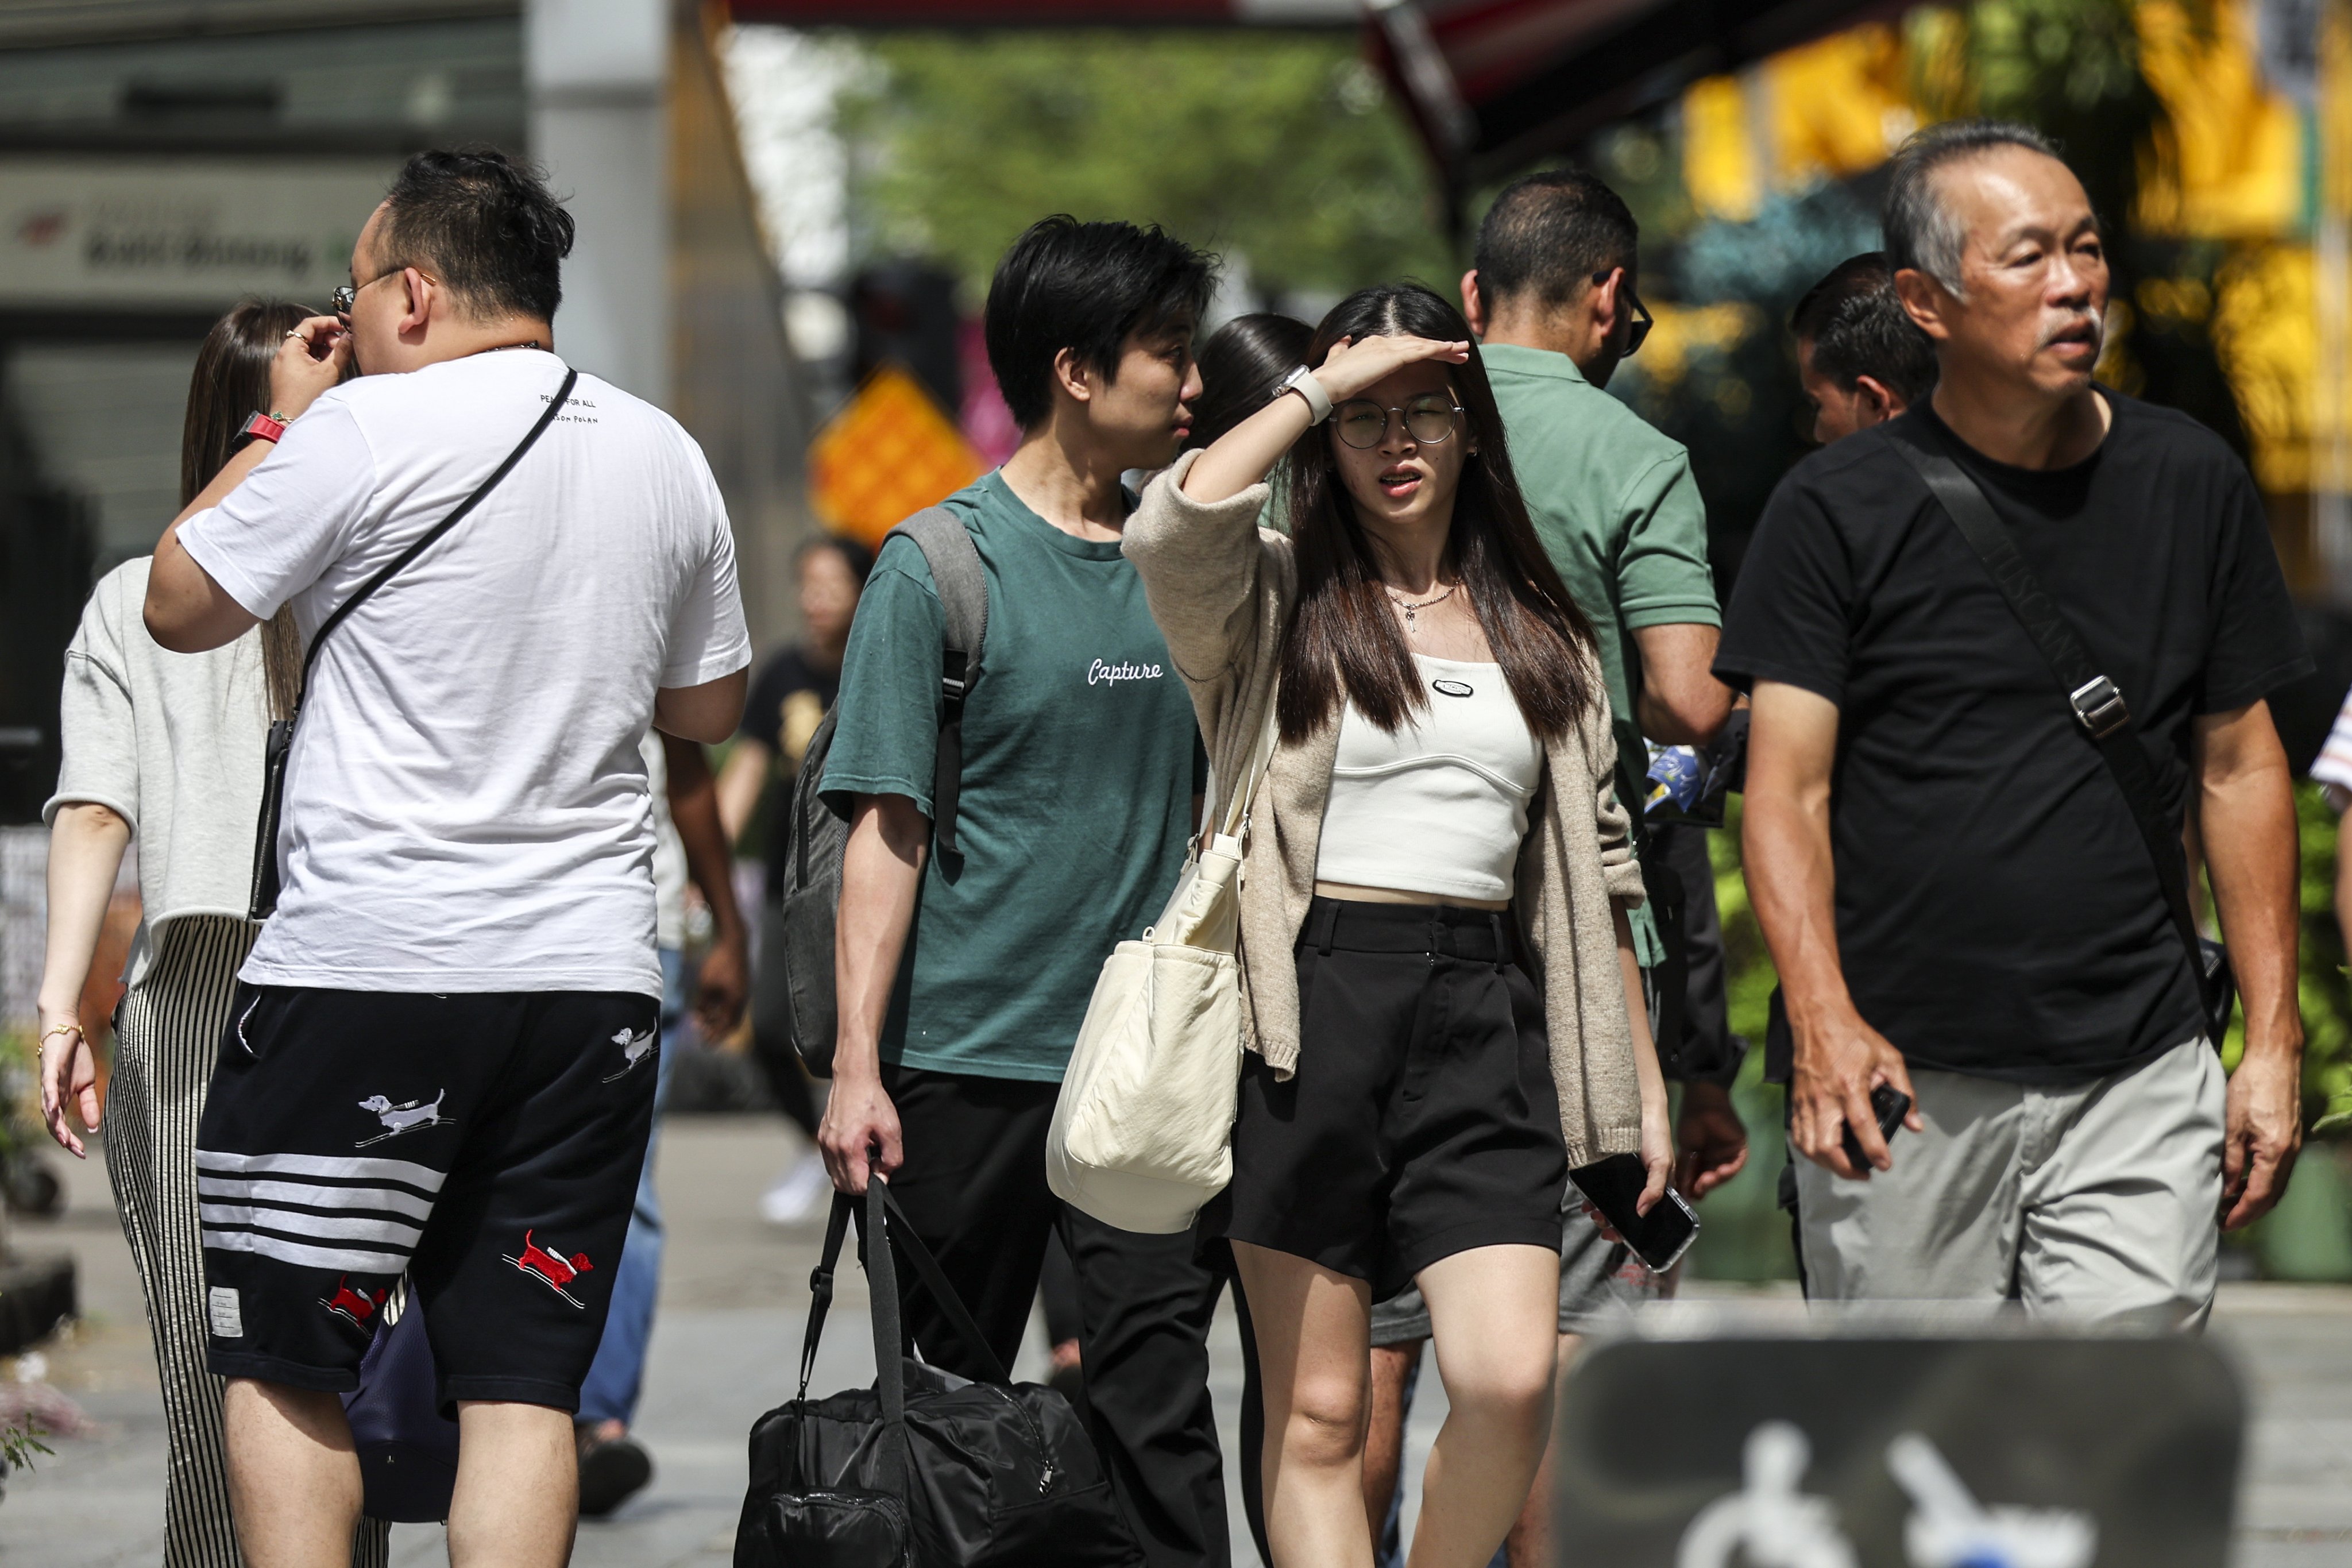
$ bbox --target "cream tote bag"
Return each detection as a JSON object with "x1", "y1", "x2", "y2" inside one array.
[{"x1": 1046, "y1": 708, "x2": 1280, "y2": 1233}]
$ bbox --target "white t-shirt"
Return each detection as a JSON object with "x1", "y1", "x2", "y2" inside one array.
[{"x1": 179, "y1": 350, "x2": 750, "y2": 998}]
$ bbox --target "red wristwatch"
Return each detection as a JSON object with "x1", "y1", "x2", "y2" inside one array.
[{"x1": 234, "y1": 411, "x2": 288, "y2": 449}]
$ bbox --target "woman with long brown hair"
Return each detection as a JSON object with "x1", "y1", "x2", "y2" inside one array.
[
  {"x1": 36, "y1": 299, "x2": 388, "y2": 1567},
  {"x1": 1125, "y1": 283, "x2": 1670, "y2": 1567}
]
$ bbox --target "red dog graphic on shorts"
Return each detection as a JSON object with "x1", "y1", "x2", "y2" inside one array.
[
  {"x1": 320, "y1": 1276, "x2": 388, "y2": 1330},
  {"x1": 503, "y1": 1229, "x2": 594, "y2": 1308}
]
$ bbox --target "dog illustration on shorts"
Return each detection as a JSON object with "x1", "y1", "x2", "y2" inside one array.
[
  {"x1": 601, "y1": 1026, "x2": 657, "y2": 1083},
  {"x1": 355, "y1": 1089, "x2": 452, "y2": 1146},
  {"x1": 320, "y1": 1276, "x2": 388, "y2": 1331},
  {"x1": 504, "y1": 1229, "x2": 594, "y2": 1308}
]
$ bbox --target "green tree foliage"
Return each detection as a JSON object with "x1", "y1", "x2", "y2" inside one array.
[{"x1": 840, "y1": 31, "x2": 1452, "y2": 303}]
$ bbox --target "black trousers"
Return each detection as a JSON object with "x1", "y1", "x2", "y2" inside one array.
[{"x1": 875, "y1": 1063, "x2": 1231, "y2": 1568}]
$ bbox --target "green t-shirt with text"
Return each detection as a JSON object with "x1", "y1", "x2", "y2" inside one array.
[
  {"x1": 819, "y1": 471, "x2": 1201, "y2": 1081},
  {"x1": 1484, "y1": 342, "x2": 1720, "y2": 964}
]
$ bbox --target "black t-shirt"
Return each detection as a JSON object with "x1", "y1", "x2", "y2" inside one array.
[
  {"x1": 740, "y1": 644, "x2": 841, "y2": 895},
  {"x1": 1715, "y1": 391, "x2": 2310, "y2": 1082}
]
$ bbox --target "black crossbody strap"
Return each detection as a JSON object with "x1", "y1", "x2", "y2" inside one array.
[
  {"x1": 1882, "y1": 420, "x2": 2216, "y2": 1010},
  {"x1": 295, "y1": 365, "x2": 580, "y2": 701}
]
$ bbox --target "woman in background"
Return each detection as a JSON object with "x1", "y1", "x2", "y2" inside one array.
[
  {"x1": 36, "y1": 300, "x2": 390, "y2": 1568},
  {"x1": 1189, "y1": 312, "x2": 1314, "y2": 459},
  {"x1": 717, "y1": 533, "x2": 871, "y2": 1225}
]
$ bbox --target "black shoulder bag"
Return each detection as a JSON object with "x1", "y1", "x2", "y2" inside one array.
[
  {"x1": 246, "y1": 367, "x2": 578, "y2": 919},
  {"x1": 1884, "y1": 420, "x2": 2237, "y2": 1043}
]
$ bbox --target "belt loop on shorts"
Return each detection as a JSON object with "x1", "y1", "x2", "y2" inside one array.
[
  {"x1": 1488, "y1": 910, "x2": 1508, "y2": 972},
  {"x1": 1310, "y1": 898, "x2": 1339, "y2": 955}
]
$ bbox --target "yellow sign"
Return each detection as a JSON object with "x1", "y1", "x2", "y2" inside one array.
[{"x1": 808, "y1": 363, "x2": 986, "y2": 549}]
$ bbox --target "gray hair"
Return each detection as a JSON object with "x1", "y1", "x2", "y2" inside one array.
[{"x1": 1883, "y1": 119, "x2": 2065, "y2": 295}]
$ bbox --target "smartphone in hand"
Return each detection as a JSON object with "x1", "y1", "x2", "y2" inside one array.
[
  {"x1": 1839, "y1": 1083, "x2": 1913, "y2": 1170},
  {"x1": 1569, "y1": 1153, "x2": 1699, "y2": 1273}
]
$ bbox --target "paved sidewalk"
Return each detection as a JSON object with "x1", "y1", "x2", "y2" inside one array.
[{"x1": 2, "y1": 1115, "x2": 2347, "y2": 1565}]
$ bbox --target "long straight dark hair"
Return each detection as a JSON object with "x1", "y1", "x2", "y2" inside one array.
[
  {"x1": 182, "y1": 299, "x2": 320, "y2": 721},
  {"x1": 1276, "y1": 284, "x2": 1598, "y2": 745}
]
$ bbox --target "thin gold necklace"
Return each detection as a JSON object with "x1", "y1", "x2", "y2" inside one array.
[{"x1": 1386, "y1": 582, "x2": 1457, "y2": 627}]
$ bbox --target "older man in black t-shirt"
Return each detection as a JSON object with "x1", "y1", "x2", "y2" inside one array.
[{"x1": 1718, "y1": 121, "x2": 2309, "y2": 1328}]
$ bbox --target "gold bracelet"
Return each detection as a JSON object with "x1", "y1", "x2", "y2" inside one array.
[{"x1": 37, "y1": 1021, "x2": 82, "y2": 1057}]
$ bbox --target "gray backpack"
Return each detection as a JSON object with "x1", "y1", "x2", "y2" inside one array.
[{"x1": 777, "y1": 508, "x2": 988, "y2": 1076}]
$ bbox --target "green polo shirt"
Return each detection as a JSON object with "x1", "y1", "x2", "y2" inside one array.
[{"x1": 1482, "y1": 342, "x2": 1721, "y2": 964}]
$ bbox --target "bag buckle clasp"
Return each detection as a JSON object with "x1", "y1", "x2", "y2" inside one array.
[{"x1": 2069, "y1": 675, "x2": 2130, "y2": 739}]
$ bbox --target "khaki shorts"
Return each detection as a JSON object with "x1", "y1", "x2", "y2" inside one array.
[{"x1": 1791, "y1": 1034, "x2": 2225, "y2": 1331}]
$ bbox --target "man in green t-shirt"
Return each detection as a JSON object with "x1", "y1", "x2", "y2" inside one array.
[{"x1": 818, "y1": 217, "x2": 1230, "y2": 1568}]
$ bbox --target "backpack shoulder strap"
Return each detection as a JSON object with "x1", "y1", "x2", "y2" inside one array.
[
  {"x1": 881, "y1": 505, "x2": 988, "y2": 856},
  {"x1": 1881, "y1": 418, "x2": 2220, "y2": 1023}
]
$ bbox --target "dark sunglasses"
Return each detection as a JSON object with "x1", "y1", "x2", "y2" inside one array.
[{"x1": 1594, "y1": 269, "x2": 1654, "y2": 356}]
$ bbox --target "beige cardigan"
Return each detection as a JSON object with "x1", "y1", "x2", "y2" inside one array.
[{"x1": 1123, "y1": 453, "x2": 1648, "y2": 1168}]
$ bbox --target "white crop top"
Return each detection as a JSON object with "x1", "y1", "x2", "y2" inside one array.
[{"x1": 1313, "y1": 654, "x2": 1544, "y2": 902}]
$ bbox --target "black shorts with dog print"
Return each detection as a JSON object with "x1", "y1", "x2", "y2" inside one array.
[{"x1": 196, "y1": 985, "x2": 660, "y2": 1413}]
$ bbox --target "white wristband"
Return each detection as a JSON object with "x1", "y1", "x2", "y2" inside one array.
[{"x1": 1277, "y1": 365, "x2": 1334, "y2": 424}]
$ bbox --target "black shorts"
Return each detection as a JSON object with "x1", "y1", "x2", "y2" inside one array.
[
  {"x1": 197, "y1": 985, "x2": 659, "y2": 1413},
  {"x1": 1208, "y1": 898, "x2": 1568, "y2": 1299}
]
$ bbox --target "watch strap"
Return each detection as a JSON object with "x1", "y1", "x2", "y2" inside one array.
[
  {"x1": 236, "y1": 411, "x2": 288, "y2": 448},
  {"x1": 1280, "y1": 365, "x2": 1334, "y2": 424}
]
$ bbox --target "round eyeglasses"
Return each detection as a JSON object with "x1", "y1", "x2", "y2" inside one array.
[{"x1": 1333, "y1": 395, "x2": 1464, "y2": 450}]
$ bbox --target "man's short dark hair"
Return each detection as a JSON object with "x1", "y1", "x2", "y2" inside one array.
[
  {"x1": 984, "y1": 216, "x2": 1214, "y2": 431},
  {"x1": 1791, "y1": 252, "x2": 1938, "y2": 405},
  {"x1": 1472, "y1": 169, "x2": 1639, "y2": 312},
  {"x1": 1883, "y1": 119, "x2": 2065, "y2": 295},
  {"x1": 377, "y1": 149, "x2": 576, "y2": 324}
]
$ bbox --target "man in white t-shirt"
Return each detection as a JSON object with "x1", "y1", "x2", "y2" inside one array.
[{"x1": 145, "y1": 149, "x2": 749, "y2": 1566}]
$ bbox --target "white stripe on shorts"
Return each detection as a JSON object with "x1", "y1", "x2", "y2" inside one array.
[
  {"x1": 196, "y1": 1205, "x2": 424, "y2": 1247},
  {"x1": 199, "y1": 1227, "x2": 411, "y2": 1276},
  {"x1": 195, "y1": 1177, "x2": 436, "y2": 1222},
  {"x1": 194, "y1": 1149, "x2": 446, "y2": 1194}
]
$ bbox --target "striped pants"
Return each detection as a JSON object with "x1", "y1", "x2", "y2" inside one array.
[{"x1": 110, "y1": 916, "x2": 391, "y2": 1567}]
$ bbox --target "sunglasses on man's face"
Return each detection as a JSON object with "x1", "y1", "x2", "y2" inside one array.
[{"x1": 1594, "y1": 269, "x2": 1654, "y2": 357}]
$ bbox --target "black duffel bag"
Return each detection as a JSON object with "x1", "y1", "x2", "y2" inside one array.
[{"x1": 733, "y1": 1181, "x2": 1141, "y2": 1568}]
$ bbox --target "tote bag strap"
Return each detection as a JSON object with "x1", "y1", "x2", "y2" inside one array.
[{"x1": 1212, "y1": 699, "x2": 1283, "y2": 844}]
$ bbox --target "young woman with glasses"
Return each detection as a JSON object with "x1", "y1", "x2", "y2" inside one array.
[
  {"x1": 36, "y1": 300, "x2": 390, "y2": 1568},
  {"x1": 1125, "y1": 283, "x2": 1670, "y2": 1567}
]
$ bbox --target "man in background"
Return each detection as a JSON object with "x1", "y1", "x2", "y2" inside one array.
[
  {"x1": 1791, "y1": 252, "x2": 1938, "y2": 444},
  {"x1": 574, "y1": 733, "x2": 749, "y2": 1517}
]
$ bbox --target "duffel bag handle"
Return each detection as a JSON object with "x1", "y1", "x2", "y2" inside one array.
[
  {"x1": 797, "y1": 1189, "x2": 911, "y2": 1494},
  {"x1": 872, "y1": 1182, "x2": 1012, "y2": 1386}
]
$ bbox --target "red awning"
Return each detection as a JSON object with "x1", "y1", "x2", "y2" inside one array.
[
  {"x1": 727, "y1": 1, "x2": 1357, "y2": 22},
  {"x1": 1369, "y1": 0, "x2": 1902, "y2": 204}
]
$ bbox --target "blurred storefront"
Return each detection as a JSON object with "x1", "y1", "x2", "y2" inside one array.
[
  {"x1": 1672, "y1": 0, "x2": 2352, "y2": 599},
  {"x1": 0, "y1": 0, "x2": 816, "y2": 824}
]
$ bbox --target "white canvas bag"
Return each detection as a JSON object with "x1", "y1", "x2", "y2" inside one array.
[{"x1": 1046, "y1": 709, "x2": 1280, "y2": 1233}]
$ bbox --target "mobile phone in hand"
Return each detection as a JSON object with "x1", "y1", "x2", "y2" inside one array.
[
  {"x1": 1840, "y1": 1083, "x2": 1913, "y2": 1169},
  {"x1": 1569, "y1": 1153, "x2": 1699, "y2": 1273}
]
